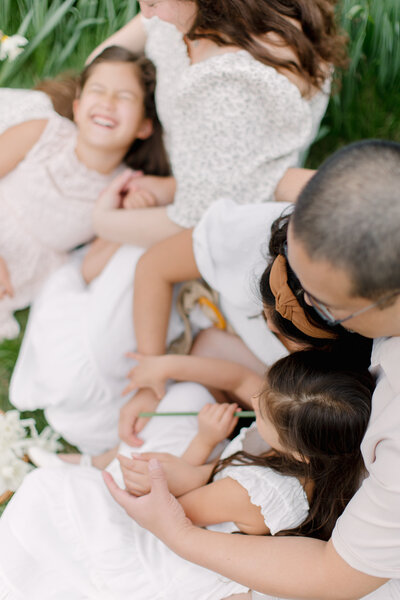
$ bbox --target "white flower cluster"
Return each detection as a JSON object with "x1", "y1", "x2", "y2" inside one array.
[
  {"x1": 0, "y1": 411, "x2": 62, "y2": 496},
  {"x1": 0, "y1": 31, "x2": 28, "y2": 62}
]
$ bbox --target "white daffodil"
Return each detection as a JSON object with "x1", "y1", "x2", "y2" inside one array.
[
  {"x1": 0, "y1": 411, "x2": 62, "y2": 497},
  {"x1": 0, "y1": 31, "x2": 28, "y2": 62},
  {"x1": 0, "y1": 449, "x2": 32, "y2": 493}
]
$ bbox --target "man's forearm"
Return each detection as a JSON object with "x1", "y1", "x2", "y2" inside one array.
[{"x1": 165, "y1": 526, "x2": 386, "y2": 600}]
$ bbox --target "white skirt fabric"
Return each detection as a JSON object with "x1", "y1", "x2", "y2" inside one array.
[
  {"x1": 0, "y1": 383, "x2": 249, "y2": 600},
  {"x1": 10, "y1": 200, "x2": 289, "y2": 455},
  {"x1": 10, "y1": 246, "x2": 186, "y2": 454}
]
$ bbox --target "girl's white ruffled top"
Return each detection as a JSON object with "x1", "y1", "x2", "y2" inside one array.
[{"x1": 0, "y1": 107, "x2": 120, "y2": 340}]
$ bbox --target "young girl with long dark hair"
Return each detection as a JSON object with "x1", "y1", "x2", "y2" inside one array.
[
  {"x1": 0, "y1": 348, "x2": 373, "y2": 599},
  {"x1": 0, "y1": 45, "x2": 169, "y2": 340}
]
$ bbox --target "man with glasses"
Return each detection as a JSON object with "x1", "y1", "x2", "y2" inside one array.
[{"x1": 107, "y1": 140, "x2": 400, "y2": 600}]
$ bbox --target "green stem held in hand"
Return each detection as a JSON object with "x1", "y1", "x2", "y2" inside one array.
[{"x1": 138, "y1": 411, "x2": 255, "y2": 418}]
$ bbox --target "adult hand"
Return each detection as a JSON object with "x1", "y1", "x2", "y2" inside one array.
[
  {"x1": 103, "y1": 459, "x2": 194, "y2": 546},
  {"x1": 118, "y1": 387, "x2": 159, "y2": 447},
  {"x1": 0, "y1": 256, "x2": 13, "y2": 300},
  {"x1": 123, "y1": 352, "x2": 167, "y2": 400},
  {"x1": 118, "y1": 452, "x2": 212, "y2": 497},
  {"x1": 95, "y1": 169, "x2": 143, "y2": 211}
]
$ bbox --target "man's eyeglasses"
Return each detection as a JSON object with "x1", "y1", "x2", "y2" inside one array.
[
  {"x1": 282, "y1": 242, "x2": 399, "y2": 327},
  {"x1": 302, "y1": 291, "x2": 395, "y2": 327}
]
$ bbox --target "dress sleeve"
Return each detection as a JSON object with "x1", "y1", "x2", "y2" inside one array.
[
  {"x1": 167, "y1": 56, "x2": 313, "y2": 227},
  {"x1": 222, "y1": 465, "x2": 309, "y2": 535}
]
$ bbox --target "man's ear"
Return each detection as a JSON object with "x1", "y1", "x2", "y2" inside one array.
[{"x1": 136, "y1": 118, "x2": 153, "y2": 140}]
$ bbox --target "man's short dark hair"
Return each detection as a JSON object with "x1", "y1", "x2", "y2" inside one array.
[{"x1": 292, "y1": 140, "x2": 400, "y2": 300}]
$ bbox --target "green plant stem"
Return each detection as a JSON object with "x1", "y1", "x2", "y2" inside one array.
[{"x1": 139, "y1": 411, "x2": 255, "y2": 418}]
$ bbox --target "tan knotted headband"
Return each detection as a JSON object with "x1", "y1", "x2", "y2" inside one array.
[{"x1": 269, "y1": 254, "x2": 336, "y2": 340}]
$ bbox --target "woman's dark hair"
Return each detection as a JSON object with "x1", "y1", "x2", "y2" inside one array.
[
  {"x1": 259, "y1": 212, "x2": 373, "y2": 364},
  {"x1": 211, "y1": 349, "x2": 374, "y2": 541},
  {"x1": 186, "y1": 0, "x2": 347, "y2": 92},
  {"x1": 35, "y1": 46, "x2": 170, "y2": 177}
]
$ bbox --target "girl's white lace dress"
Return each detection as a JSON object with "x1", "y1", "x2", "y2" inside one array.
[{"x1": 0, "y1": 100, "x2": 119, "y2": 340}]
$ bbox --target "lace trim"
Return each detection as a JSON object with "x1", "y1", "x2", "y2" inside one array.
[{"x1": 25, "y1": 112, "x2": 120, "y2": 197}]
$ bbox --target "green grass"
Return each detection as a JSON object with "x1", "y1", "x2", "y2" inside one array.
[
  {"x1": 308, "y1": 0, "x2": 400, "y2": 165},
  {"x1": 0, "y1": 0, "x2": 139, "y2": 87},
  {"x1": 1, "y1": 0, "x2": 399, "y2": 154}
]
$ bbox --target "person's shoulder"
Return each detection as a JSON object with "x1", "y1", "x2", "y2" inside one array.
[
  {"x1": 371, "y1": 336, "x2": 400, "y2": 394},
  {"x1": 196, "y1": 51, "x2": 297, "y2": 88},
  {"x1": 38, "y1": 111, "x2": 76, "y2": 145},
  {"x1": 143, "y1": 15, "x2": 178, "y2": 38},
  {"x1": 190, "y1": 52, "x2": 310, "y2": 111},
  {"x1": 24, "y1": 111, "x2": 76, "y2": 164}
]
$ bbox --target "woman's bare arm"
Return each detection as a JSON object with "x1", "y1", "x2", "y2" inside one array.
[
  {"x1": 92, "y1": 170, "x2": 184, "y2": 247},
  {"x1": 87, "y1": 14, "x2": 147, "y2": 63},
  {"x1": 274, "y1": 167, "x2": 316, "y2": 203},
  {"x1": 93, "y1": 205, "x2": 184, "y2": 247}
]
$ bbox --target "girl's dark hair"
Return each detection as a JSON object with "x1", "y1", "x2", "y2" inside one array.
[
  {"x1": 35, "y1": 46, "x2": 170, "y2": 177},
  {"x1": 187, "y1": 0, "x2": 347, "y2": 92},
  {"x1": 259, "y1": 212, "x2": 373, "y2": 363},
  {"x1": 211, "y1": 349, "x2": 374, "y2": 540}
]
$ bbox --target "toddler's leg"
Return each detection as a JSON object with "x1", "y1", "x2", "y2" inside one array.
[
  {"x1": 191, "y1": 328, "x2": 265, "y2": 375},
  {"x1": 191, "y1": 328, "x2": 265, "y2": 404}
]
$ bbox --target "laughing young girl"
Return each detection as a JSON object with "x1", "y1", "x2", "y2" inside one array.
[{"x1": 0, "y1": 45, "x2": 169, "y2": 340}]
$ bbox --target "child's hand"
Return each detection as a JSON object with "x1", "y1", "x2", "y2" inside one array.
[
  {"x1": 0, "y1": 256, "x2": 13, "y2": 299},
  {"x1": 118, "y1": 452, "x2": 211, "y2": 497},
  {"x1": 197, "y1": 403, "x2": 240, "y2": 448},
  {"x1": 122, "y1": 188, "x2": 158, "y2": 209},
  {"x1": 95, "y1": 169, "x2": 143, "y2": 210},
  {"x1": 123, "y1": 174, "x2": 176, "y2": 207},
  {"x1": 123, "y1": 352, "x2": 169, "y2": 400}
]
